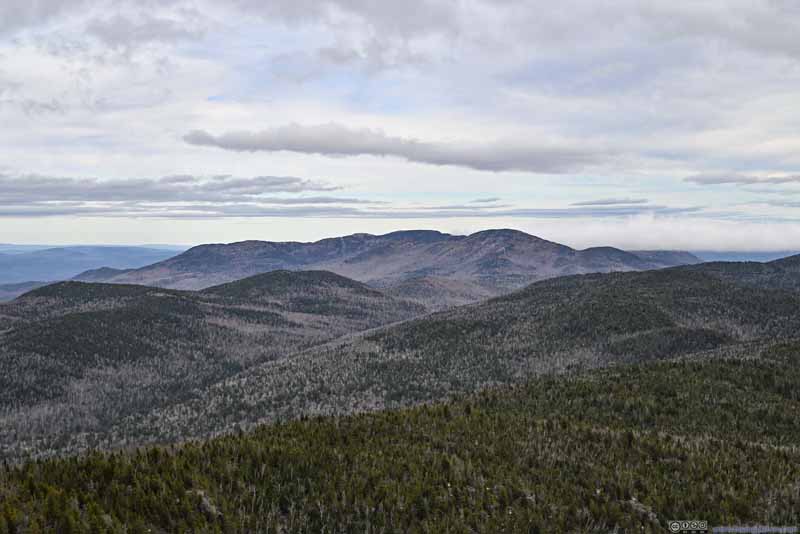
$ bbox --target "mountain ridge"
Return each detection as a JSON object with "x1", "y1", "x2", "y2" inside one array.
[
  {"x1": 0, "y1": 245, "x2": 185, "y2": 286},
  {"x1": 0, "y1": 270, "x2": 425, "y2": 460},
  {"x1": 96, "y1": 230, "x2": 701, "y2": 308},
  {"x1": 45, "y1": 259, "x2": 800, "y2": 456}
]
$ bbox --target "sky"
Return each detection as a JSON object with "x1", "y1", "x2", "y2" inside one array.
[{"x1": 2, "y1": 0, "x2": 800, "y2": 250}]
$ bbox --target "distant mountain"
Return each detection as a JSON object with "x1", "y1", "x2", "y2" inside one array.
[
  {"x1": 72, "y1": 266, "x2": 135, "y2": 282},
  {"x1": 693, "y1": 250, "x2": 799, "y2": 262},
  {"x1": 0, "y1": 271, "x2": 423, "y2": 459},
  {"x1": 0, "y1": 281, "x2": 47, "y2": 302},
  {"x1": 683, "y1": 254, "x2": 800, "y2": 292},
  {"x1": 630, "y1": 250, "x2": 702, "y2": 266},
  {"x1": 101, "y1": 230, "x2": 701, "y2": 307},
  {"x1": 0, "y1": 246, "x2": 185, "y2": 285},
  {"x1": 0, "y1": 267, "x2": 136, "y2": 301}
]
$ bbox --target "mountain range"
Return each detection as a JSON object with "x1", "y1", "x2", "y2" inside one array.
[
  {"x1": 3, "y1": 254, "x2": 799, "y2": 459},
  {"x1": 2, "y1": 234, "x2": 800, "y2": 529},
  {"x1": 0, "y1": 245, "x2": 185, "y2": 285},
  {"x1": 81, "y1": 229, "x2": 700, "y2": 309}
]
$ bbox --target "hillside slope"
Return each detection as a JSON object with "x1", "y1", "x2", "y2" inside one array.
[
  {"x1": 0, "y1": 272, "x2": 424, "y2": 459},
  {"x1": 96, "y1": 266, "x2": 800, "y2": 450},
  {"x1": 2, "y1": 344, "x2": 799, "y2": 531},
  {"x1": 682, "y1": 253, "x2": 800, "y2": 292},
  {"x1": 102, "y1": 230, "x2": 700, "y2": 306}
]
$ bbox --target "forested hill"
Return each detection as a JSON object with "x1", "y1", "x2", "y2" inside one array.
[
  {"x1": 101, "y1": 265, "x2": 800, "y2": 450},
  {"x1": 681, "y1": 253, "x2": 800, "y2": 291},
  {"x1": 1, "y1": 342, "x2": 798, "y2": 532},
  {"x1": 0, "y1": 272, "x2": 424, "y2": 460}
]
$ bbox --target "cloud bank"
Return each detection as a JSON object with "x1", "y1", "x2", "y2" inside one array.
[
  {"x1": 0, "y1": 172, "x2": 703, "y2": 220},
  {"x1": 2, "y1": 0, "x2": 800, "y2": 248},
  {"x1": 685, "y1": 174, "x2": 800, "y2": 186},
  {"x1": 184, "y1": 124, "x2": 611, "y2": 174}
]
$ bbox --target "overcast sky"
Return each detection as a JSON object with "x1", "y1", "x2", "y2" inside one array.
[{"x1": 2, "y1": 0, "x2": 800, "y2": 250}]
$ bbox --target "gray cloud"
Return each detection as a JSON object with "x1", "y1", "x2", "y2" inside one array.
[
  {"x1": 571, "y1": 198, "x2": 649, "y2": 206},
  {"x1": 413, "y1": 204, "x2": 513, "y2": 211},
  {"x1": 0, "y1": 203, "x2": 706, "y2": 219},
  {"x1": 685, "y1": 174, "x2": 800, "y2": 185},
  {"x1": 0, "y1": 173, "x2": 345, "y2": 204},
  {"x1": 184, "y1": 124, "x2": 611, "y2": 174},
  {"x1": 0, "y1": 0, "x2": 91, "y2": 36},
  {"x1": 228, "y1": 0, "x2": 457, "y2": 40},
  {"x1": 470, "y1": 197, "x2": 502, "y2": 203},
  {"x1": 85, "y1": 13, "x2": 204, "y2": 49},
  {"x1": 8, "y1": 1, "x2": 800, "y2": 61},
  {"x1": 0, "y1": 170, "x2": 705, "y2": 221}
]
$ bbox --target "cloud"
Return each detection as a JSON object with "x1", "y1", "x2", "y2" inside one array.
[
  {"x1": 0, "y1": 173, "x2": 345, "y2": 205},
  {"x1": 184, "y1": 124, "x2": 611, "y2": 173},
  {"x1": 759, "y1": 200, "x2": 800, "y2": 209},
  {"x1": 2, "y1": 1, "x2": 800, "y2": 249},
  {"x1": 470, "y1": 197, "x2": 502, "y2": 203},
  {"x1": 0, "y1": 205, "x2": 706, "y2": 219},
  {"x1": 685, "y1": 174, "x2": 800, "y2": 185},
  {"x1": 85, "y1": 13, "x2": 205, "y2": 49},
  {"x1": 0, "y1": 0, "x2": 91, "y2": 36},
  {"x1": 571, "y1": 198, "x2": 649, "y2": 207},
  {"x1": 0, "y1": 172, "x2": 706, "y2": 220}
]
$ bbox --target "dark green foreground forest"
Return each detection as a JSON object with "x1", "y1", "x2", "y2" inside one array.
[{"x1": 2, "y1": 342, "x2": 799, "y2": 533}]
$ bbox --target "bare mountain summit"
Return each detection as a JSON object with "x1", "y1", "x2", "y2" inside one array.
[{"x1": 100, "y1": 229, "x2": 700, "y2": 308}]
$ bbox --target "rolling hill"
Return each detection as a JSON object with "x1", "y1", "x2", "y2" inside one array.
[
  {"x1": 2, "y1": 255, "x2": 800, "y2": 529},
  {"x1": 59, "y1": 261, "x2": 800, "y2": 456},
  {"x1": 0, "y1": 281, "x2": 47, "y2": 302},
  {"x1": 0, "y1": 271, "x2": 423, "y2": 460},
  {"x1": 95, "y1": 229, "x2": 700, "y2": 308}
]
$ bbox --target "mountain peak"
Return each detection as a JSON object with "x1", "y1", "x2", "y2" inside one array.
[
  {"x1": 468, "y1": 228, "x2": 533, "y2": 239},
  {"x1": 202, "y1": 270, "x2": 379, "y2": 298},
  {"x1": 99, "y1": 230, "x2": 699, "y2": 300}
]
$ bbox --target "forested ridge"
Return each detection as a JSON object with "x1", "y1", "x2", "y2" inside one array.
[
  {"x1": 0, "y1": 272, "x2": 424, "y2": 460},
  {"x1": 1, "y1": 343, "x2": 799, "y2": 532},
  {"x1": 105, "y1": 266, "x2": 800, "y2": 452},
  {"x1": 2, "y1": 258, "x2": 800, "y2": 532},
  {"x1": 5, "y1": 263, "x2": 800, "y2": 459}
]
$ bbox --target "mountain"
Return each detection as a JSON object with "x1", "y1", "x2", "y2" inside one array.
[
  {"x1": 99, "y1": 230, "x2": 701, "y2": 307},
  {"x1": 0, "y1": 268, "x2": 134, "y2": 302},
  {"x1": 1, "y1": 250, "x2": 798, "y2": 530},
  {"x1": 693, "y1": 250, "x2": 800, "y2": 262},
  {"x1": 380, "y1": 275, "x2": 498, "y2": 309},
  {"x1": 3, "y1": 256, "x2": 800, "y2": 529},
  {"x1": 69, "y1": 263, "x2": 800, "y2": 454},
  {"x1": 71, "y1": 266, "x2": 135, "y2": 282},
  {"x1": 0, "y1": 271, "x2": 423, "y2": 459},
  {"x1": 0, "y1": 281, "x2": 47, "y2": 302},
  {"x1": 629, "y1": 249, "x2": 702, "y2": 265},
  {"x1": 682, "y1": 253, "x2": 800, "y2": 292},
  {"x1": 2, "y1": 342, "x2": 798, "y2": 531},
  {"x1": 0, "y1": 246, "x2": 185, "y2": 285}
]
